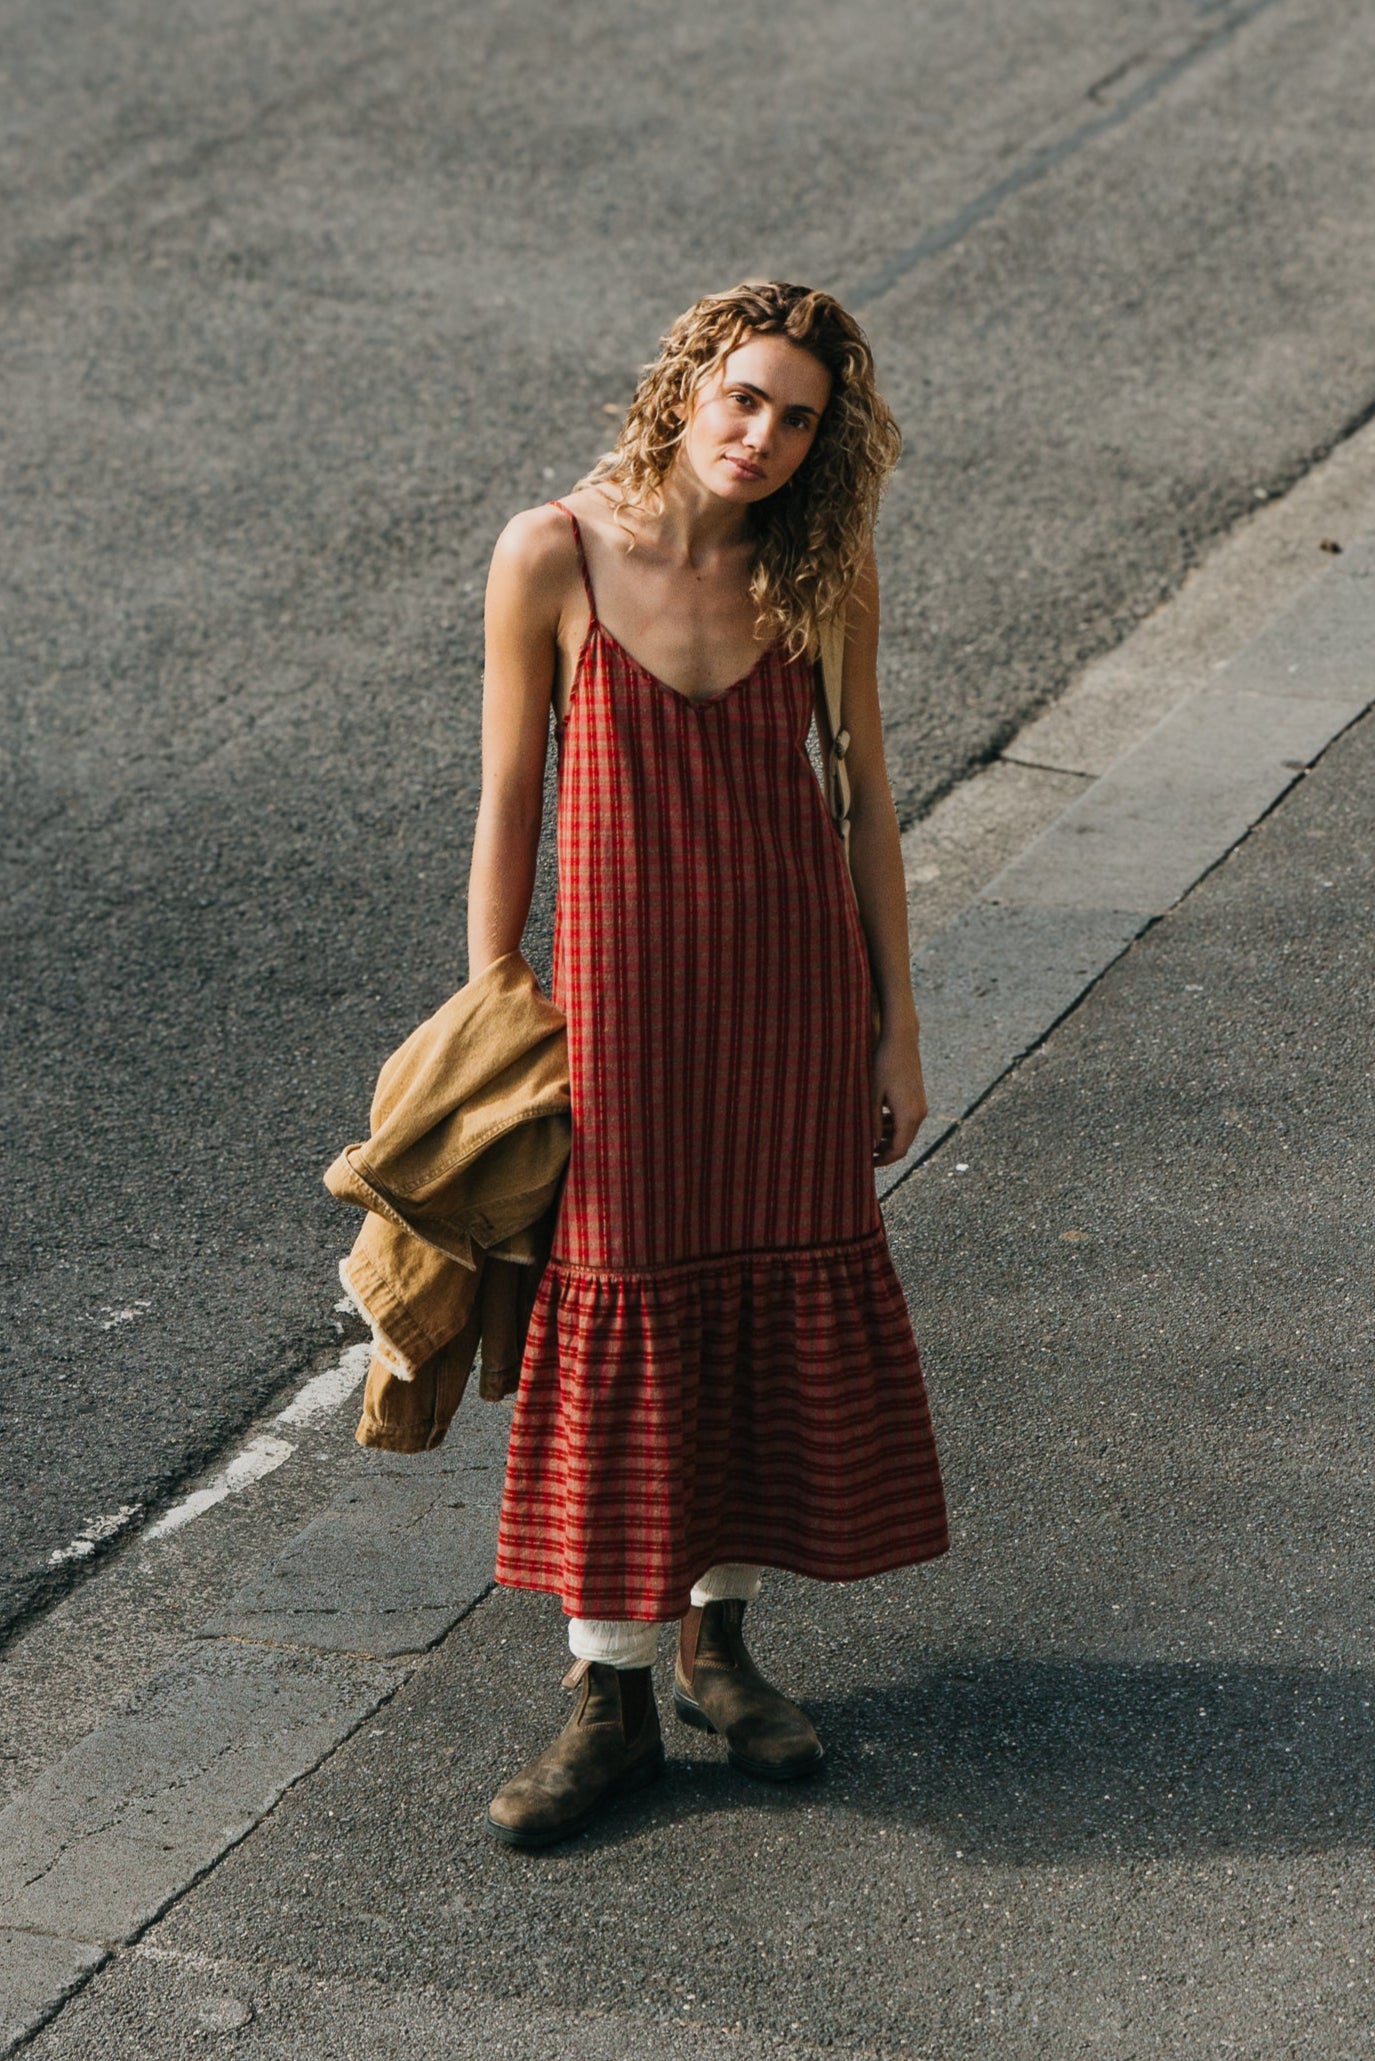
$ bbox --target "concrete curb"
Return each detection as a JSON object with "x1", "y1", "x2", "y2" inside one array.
[
  {"x1": 0, "y1": 1425, "x2": 514, "y2": 2050},
  {"x1": 0, "y1": 1649, "x2": 399, "y2": 2051},
  {"x1": 877, "y1": 482, "x2": 1375, "y2": 1201},
  {"x1": 198, "y1": 1449, "x2": 500, "y2": 1659}
]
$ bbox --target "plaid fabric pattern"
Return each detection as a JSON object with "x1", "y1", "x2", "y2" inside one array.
[{"x1": 494, "y1": 506, "x2": 948, "y2": 1621}]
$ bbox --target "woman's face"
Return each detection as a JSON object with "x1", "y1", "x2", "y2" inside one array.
[{"x1": 676, "y1": 334, "x2": 831, "y2": 506}]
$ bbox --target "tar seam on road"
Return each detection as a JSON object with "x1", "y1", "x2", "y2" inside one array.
[{"x1": 847, "y1": 0, "x2": 1289, "y2": 307}]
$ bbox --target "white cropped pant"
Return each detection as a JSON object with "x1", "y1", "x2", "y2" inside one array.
[{"x1": 567, "y1": 1562, "x2": 763, "y2": 1669}]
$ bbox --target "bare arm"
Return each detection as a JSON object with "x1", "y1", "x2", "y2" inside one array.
[
  {"x1": 833, "y1": 543, "x2": 928, "y2": 1167},
  {"x1": 465, "y1": 509, "x2": 571, "y2": 981}
]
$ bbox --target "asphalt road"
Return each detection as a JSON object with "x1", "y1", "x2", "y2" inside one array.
[{"x1": 5, "y1": 0, "x2": 1375, "y2": 1633}]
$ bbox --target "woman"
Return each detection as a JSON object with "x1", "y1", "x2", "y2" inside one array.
[{"x1": 467, "y1": 280, "x2": 948, "y2": 1849}]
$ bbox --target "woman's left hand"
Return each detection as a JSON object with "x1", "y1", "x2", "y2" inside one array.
[{"x1": 870, "y1": 1016, "x2": 928, "y2": 1167}]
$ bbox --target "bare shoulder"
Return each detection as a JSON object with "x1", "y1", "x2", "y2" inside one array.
[
  {"x1": 485, "y1": 505, "x2": 586, "y2": 662},
  {"x1": 553, "y1": 480, "x2": 639, "y2": 553},
  {"x1": 488, "y1": 501, "x2": 581, "y2": 593}
]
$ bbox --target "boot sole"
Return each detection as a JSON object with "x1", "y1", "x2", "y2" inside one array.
[
  {"x1": 673, "y1": 1686, "x2": 825, "y2": 1782},
  {"x1": 484, "y1": 1740, "x2": 666, "y2": 1850}
]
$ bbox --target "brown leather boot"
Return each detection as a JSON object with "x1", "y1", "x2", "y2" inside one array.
[
  {"x1": 485, "y1": 1659, "x2": 664, "y2": 1849},
  {"x1": 674, "y1": 1599, "x2": 824, "y2": 1781}
]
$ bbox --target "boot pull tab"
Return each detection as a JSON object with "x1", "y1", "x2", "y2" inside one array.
[{"x1": 561, "y1": 1656, "x2": 593, "y2": 1690}]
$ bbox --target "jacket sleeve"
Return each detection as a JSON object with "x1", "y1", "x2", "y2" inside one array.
[{"x1": 354, "y1": 1297, "x2": 484, "y2": 1453}]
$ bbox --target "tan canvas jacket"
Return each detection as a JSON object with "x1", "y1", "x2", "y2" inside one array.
[{"x1": 323, "y1": 950, "x2": 571, "y2": 1452}]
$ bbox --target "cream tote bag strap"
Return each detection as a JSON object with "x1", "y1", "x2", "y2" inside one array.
[{"x1": 816, "y1": 608, "x2": 853, "y2": 877}]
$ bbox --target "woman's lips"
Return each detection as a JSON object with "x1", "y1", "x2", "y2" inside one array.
[{"x1": 724, "y1": 455, "x2": 765, "y2": 481}]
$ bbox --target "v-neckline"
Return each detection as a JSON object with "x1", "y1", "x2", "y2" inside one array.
[{"x1": 591, "y1": 617, "x2": 776, "y2": 710}]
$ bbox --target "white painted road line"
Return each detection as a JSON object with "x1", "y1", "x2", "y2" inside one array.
[
  {"x1": 46, "y1": 1505, "x2": 143, "y2": 1569},
  {"x1": 143, "y1": 1438, "x2": 296, "y2": 1542},
  {"x1": 141, "y1": 1343, "x2": 371, "y2": 1545},
  {"x1": 271, "y1": 1341, "x2": 371, "y2": 1430}
]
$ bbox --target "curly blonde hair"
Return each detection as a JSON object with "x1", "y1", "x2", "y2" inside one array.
[{"x1": 575, "y1": 280, "x2": 902, "y2": 660}]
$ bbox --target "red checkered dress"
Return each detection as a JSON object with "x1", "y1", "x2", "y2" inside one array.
[{"x1": 494, "y1": 504, "x2": 948, "y2": 1621}]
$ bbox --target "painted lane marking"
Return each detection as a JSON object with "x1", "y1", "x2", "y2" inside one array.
[
  {"x1": 47, "y1": 1503, "x2": 143, "y2": 1565},
  {"x1": 142, "y1": 1342, "x2": 371, "y2": 1543},
  {"x1": 272, "y1": 1341, "x2": 371, "y2": 1429},
  {"x1": 97, "y1": 1300, "x2": 151, "y2": 1330},
  {"x1": 144, "y1": 1437, "x2": 295, "y2": 1540}
]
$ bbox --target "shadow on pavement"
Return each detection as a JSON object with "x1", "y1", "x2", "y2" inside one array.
[{"x1": 578, "y1": 1657, "x2": 1374, "y2": 1864}]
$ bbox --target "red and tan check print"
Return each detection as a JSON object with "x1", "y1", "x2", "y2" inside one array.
[{"x1": 495, "y1": 506, "x2": 949, "y2": 1621}]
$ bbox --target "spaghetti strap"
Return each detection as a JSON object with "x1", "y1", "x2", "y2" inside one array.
[{"x1": 549, "y1": 499, "x2": 597, "y2": 618}]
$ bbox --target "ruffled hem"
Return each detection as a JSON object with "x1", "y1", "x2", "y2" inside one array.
[{"x1": 495, "y1": 1224, "x2": 949, "y2": 1621}]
